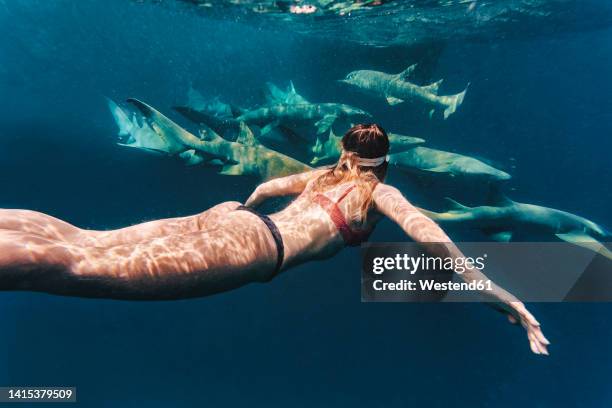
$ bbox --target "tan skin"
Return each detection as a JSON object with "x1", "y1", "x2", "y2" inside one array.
[{"x1": 0, "y1": 165, "x2": 549, "y2": 355}]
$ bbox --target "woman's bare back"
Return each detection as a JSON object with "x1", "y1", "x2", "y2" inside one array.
[{"x1": 269, "y1": 178, "x2": 383, "y2": 269}]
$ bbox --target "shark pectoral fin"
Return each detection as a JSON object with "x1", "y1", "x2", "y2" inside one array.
[
  {"x1": 385, "y1": 96, "x2": 404, "y2": 106},
  {"x1": 236, "y1": 122, "x2": 259, "y2": 146},
  {"x1": 315, "y1": 115, "x2": 337, "y2": 134},
  {"x1": 484, "y1": 230, "x2": 513, "y2": 242},
  {"x1": 422, "y1": 79, "x2": 443, "y2": 95},
  {"x1": 261, "y1": 120, "x2": 280, "y2": 136},
  {"x1": 178, "y1": 149, "x2": 205, "y2": 166},
  {"x1": 219, "y1": 164, "x2": 245, "y2": 176},
  {"x1": 117, "y1": 143, "x2": 169, "y2": 155},
  {"x1": 556, "y1": 232, "x2": 599, "y2": 245},
  {"x1": 555, "y1": 232, "x2": 612, "y2": 261},
  {"x1": 424, "y1": 165, "x2": 450, "y2": 173},
  {"x1": 556, "y1": 232, "x2": 612, "y2": 261},
  {"x1": 491, "y1": 231, "x2": 513, "y2": 242}
]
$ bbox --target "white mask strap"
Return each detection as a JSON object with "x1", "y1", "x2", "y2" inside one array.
[{"x1": 355, "y1": 155, "x2": 389, "y2": 167}]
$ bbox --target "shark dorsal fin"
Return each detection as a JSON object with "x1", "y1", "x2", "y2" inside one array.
[
  {"x1": 444, "y1": 197, "x2": 471, "y2": 212},
  {"x1": 197, "y1": 124, "x2": 224, "y2": 143},
  {"x1": 236, "y1": 122, "x2": 259, "y2": 146},
  {"x1": 422, "y1": 79, "x2": 443, "y2": 95},
  {"x1": 287, "y1": 81, "x2": 308, "y2": 104},
  {"x1": 288, "y1": 80, "x2": 297, "y2": 95},
  {"x1": 328, "y1": 128, "x2": 339, "y2": 140},
  {"x1": 486, "y1": 186, "x2": 514, "y2": 207},
  {"x1": 386, "y1": 96, "x2": 404, "y2": 106},
  {"x1": 396, "y1": 64, "x2": 417, "y2": 81}
]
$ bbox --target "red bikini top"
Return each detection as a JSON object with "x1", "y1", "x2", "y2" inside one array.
[{"x1": 312, "y1": 184, "x2": 374, "y2": 247}]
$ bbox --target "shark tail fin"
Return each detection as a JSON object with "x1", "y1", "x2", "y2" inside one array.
[
  {"x1": 127, "y1": 98, "x2": 223, "y2": 155},
  {"x1": 443, "y1": 83, "x2": 469, "y2": 119},
  {"x1": 107, "y1": 98, "x2": 133, "y2": 136}
]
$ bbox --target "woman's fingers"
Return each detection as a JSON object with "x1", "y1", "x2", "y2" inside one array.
[
  {"x1": 527, "y1": 324, "x2": 550, "y2": 356},
  {"x1": 529, "y1": 338, "x2": 540, "y2": 355},
  {"x1": 506, "y1": 302, "x2": 550, "y2": 355},
  {"x1": 534, "y1": 326, "x2": 551, "y2": 345}
]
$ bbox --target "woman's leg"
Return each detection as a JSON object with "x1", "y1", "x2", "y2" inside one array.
[
  {"x1": 0, "y1": 209, "x2": 82, "y2": 241},
  {"x1": 82, "y1": 201, "x2": 241, "y2": 247},
  {"x1": 0, "y1": 201, "x2": 241, "y2": 247},
  {"x1": 0, "y1": 210, "x2": 277, "y2": 300}
]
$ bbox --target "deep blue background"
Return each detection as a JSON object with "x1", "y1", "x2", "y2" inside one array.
[{"x1": 0, "y1": 1, "x2": 611, "y2": 406}]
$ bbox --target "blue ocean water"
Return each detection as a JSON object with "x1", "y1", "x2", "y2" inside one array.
[{"x1": 0, "y1": 1, "x2": 611, "y2": 406}]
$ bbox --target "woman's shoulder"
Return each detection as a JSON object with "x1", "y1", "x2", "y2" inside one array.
[{"x1": 372, "y1": 182, "x2": 400, "y2": 196}]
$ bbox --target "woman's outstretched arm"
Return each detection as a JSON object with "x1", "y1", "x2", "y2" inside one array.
[
  {"x1": 372, "y1": 184, "x2": 550, "y2": 355},
  {"x1": 245, "y1": 169, "x2": 327, "y2": 208}
]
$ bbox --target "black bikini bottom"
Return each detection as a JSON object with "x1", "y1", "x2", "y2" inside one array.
[{"x1": 235, "y1": 205, "x2": 284, "y2": 279}]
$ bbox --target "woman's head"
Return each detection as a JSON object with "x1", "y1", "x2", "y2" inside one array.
[
  {"x1": 340, "y1": 123, "x2": 390, "y2": 181},
  {"x1": 311, "y1": 123, "x2": 390, "y2": 218},
  {"x1": 341, "y1": 123, "x2": 390, "y2": 159}
]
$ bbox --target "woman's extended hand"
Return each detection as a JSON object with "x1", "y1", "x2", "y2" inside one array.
[{"x1": 507, "y1": 301, "x2": 550, "y2": 355}]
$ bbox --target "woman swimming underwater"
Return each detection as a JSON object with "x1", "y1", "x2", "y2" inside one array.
[{"x1": 0, "y1": 124, "x2": 549, "y2": 355}]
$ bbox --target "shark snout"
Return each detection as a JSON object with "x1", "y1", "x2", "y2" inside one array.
[{"x1": 495, "y1": 170, "x2": 512, "y2": 181}]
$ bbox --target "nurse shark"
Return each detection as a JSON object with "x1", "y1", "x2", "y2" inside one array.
[
  {"x1": 108, "y1": 98, "x2": 310, "y2": 180},
  {"x1": 389, "y1": 146, "x2": 511, "y2": 182},
  {"x1": 420, "y1": 196, "x2": 612, "y2": 260},
  {"x1": 175, "y1": 81, "x2": 369, "y2": 141},
  {"x1": 339, "y1": 64, "x2": 468, "y2": 119},
  {"x1": 236, "y1": 82, "x2": 371, "y2": 136}
]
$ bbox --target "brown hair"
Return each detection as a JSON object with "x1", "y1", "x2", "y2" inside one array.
[{"x1": 311, "y1": 123, "x2": 390, "y2": 218}]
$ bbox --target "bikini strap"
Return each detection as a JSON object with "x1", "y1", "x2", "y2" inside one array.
[
  {"x1": 336, "y1": 184, "x2": 356, "y2": 204},
  {"x1": 312, "y1": 194, "x2": 358, "y2": 246}
]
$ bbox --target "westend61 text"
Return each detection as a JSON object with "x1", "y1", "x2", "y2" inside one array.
[{"x1": 372, "y1": 279, "x2": 493, "y2": 292}]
